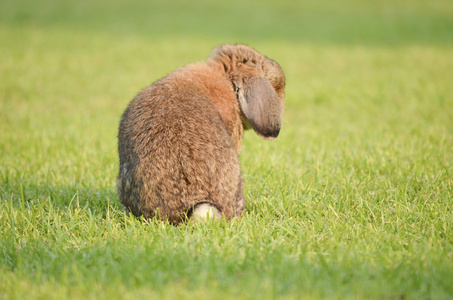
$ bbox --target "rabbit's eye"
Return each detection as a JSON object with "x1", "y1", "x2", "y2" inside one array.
[{"x1": 243, "y1": 59, "x2": 247, "y2": 64}]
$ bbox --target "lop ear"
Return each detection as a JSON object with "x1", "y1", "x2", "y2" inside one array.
[{"x1": 237, "y1": 77, "x2": 282, "y2": 140}]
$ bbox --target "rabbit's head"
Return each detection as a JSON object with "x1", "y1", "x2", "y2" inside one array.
[{"x1": 210, "y1": 44, "x2": 285, "y2": 140}]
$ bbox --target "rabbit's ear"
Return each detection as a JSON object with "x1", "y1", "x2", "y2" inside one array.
[{"x1": 237, "y1": 77, "x2": 282, "y2": 140}]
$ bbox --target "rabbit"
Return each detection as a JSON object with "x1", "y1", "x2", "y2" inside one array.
[{"x1": 117, "y1": 44, "x2": 285, "y2": 224}]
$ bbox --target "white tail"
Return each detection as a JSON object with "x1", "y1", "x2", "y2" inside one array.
[{"x1": 192, "y1": 203, "x2": 221, "y2": 221}]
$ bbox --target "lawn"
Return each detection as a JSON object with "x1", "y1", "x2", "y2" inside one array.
[{"x1": 1, "y1": 0, "x2": 453, "y2": 299}]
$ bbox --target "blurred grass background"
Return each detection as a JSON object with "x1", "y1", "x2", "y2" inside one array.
[
  {"x1": 1, "y1": 0, "x2": 453, "y2": 299},
  {"x1": 2, "y1": 0, "x2": 453, "y2": 44}
]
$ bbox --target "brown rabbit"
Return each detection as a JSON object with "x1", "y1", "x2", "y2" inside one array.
[{"x1": 117, "y1": 44, "x2": 285, "y2": 224}]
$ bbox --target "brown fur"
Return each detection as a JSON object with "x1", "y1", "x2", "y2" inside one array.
[{"x1": 117, "y1": 44, "x2": 285, "y2": 224}]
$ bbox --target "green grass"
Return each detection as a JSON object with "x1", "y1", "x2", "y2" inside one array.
[{"x1": 1, "y1": 0, "x2": 453, "y2": 299}]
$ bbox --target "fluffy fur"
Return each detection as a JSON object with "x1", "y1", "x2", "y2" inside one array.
[{"x1": 117, "y1": 44, "x2": 285, "y2": 224}]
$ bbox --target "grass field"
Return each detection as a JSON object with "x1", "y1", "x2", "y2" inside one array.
[{"x1": 1, "y1": 0, "x2": 453, "y2": 299}]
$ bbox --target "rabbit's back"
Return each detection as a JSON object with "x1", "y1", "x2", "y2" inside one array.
[{"x1": 117, "y1": 64, "x2": 246, "y2": 224}]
